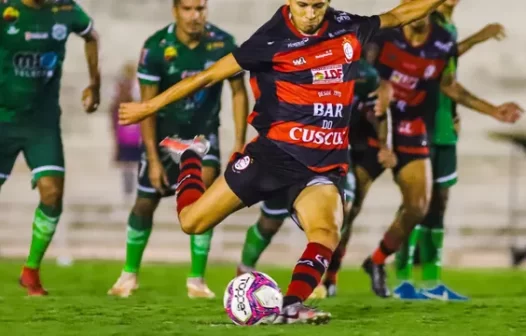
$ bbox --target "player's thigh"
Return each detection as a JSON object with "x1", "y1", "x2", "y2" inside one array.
[
  {"x1": 395, "y1": 157, "x2": 432, "y2": 213},
  {"x1": 431, "y1": 145, "x2": 458, "y2": 188},
  {"x1": 23, "y1": 126, "x2": 65, "y2": 189},
  {"x1": 179, "y1": 175, "x2": 245, "y2": 234},
  {"x1": 0, "y1": 125, "x2": 23, "y2": 188},
  {"x1": 293, "y1": 184, "x2": 343, "y2": 250}
]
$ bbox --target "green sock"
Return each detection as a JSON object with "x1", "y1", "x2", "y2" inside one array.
[
  {"x1": 123, "y1": 213, "x2": 153, "y2": 273},
  {"x1": 420, "y1": 213, "x2": 444, "y2": 287},
  {"x1": 240, "y1": 223, "x2": 271, "y2": 268},
  {"x1": 189, "y1": 229, "x2": 214, "y2": 278},
  {"x1": 26, "y1": 202, "x2": 61, "y2": 269},
  {"x1": 395, "y1": 225, "x2": 422, "y2": 282}
]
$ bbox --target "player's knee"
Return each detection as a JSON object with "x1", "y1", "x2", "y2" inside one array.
[
  {"x1": 39, "y1": 183, "x2": 63, "y2": 207},
  {"x1": 404, "y1": 197, "x2": 429, "y2": 223},
  {"x1": 179, "y1": 209, "x2": 207, "y2": 235},
  {"x1": 431, "y1": 188, "x2": 449, "y2": 216},
  {"x1": 305, "y1": 222, "x2": 341, "y2": 251},
  {"x1": 132, "y1": 198, "x2": 158, "y2": 218},
  {"x1": 257, "y1": 215, "x2": 284, "y2": 240}
]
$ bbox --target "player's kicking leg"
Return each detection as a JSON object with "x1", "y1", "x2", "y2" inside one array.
[
  {"x1": 237, "y1": 198, "x2": 287, "y2": 275},
  {"x1": 363, "y1": 158, "x2": 432, "y2": 298},
  {"x1": 186, "y1": 136, "x2": 221, "y2": 299}
]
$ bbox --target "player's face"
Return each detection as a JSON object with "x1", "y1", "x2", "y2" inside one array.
[
  {"x1": 287, "y1": 0, "x2": 330, "y2": 35},
  {"x1": 173, "y1": 0, "x2": 208, "y2": 37}
]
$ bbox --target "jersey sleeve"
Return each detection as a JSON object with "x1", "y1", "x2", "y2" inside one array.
[
  {"x1": 334, "y1": 11, "x2": 381, "y2": 46},
  {"x1": 136, "y1": 40, "x2": 163, "y2": 85},
  {"x1": 70, "y1": 2, "x2": 94, "y2": 37},
  {"x1": 231, "y1": 33, "x2": 277, "y2": 72}
]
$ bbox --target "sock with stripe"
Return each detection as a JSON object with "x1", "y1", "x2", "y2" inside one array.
[
  {"x1": 176, "y1": 151, "x2": 205, "y2": 215},
  {"x1": 324, "y1": 246, "x2": 345, "y2": 286},
  {"x1": 189, "y1": 229, "x2": 214, "y2": 278},
  {"x1": 26, "y1": 202, "x2": 61, "y2": 269},
  {"x1": 283, "y1": 242, "x2": 332, "y2": 306},
  {"x1": 240, "y1": 222, "x2": 271, "y2": 269},
  {"x1": 123, "y1": 212, "x2": 153, "y2": 273}
]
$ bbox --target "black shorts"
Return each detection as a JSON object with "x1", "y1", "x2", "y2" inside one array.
[
  {"x1": 224, "y1": 137, "x2": 347, "y2": 213},
  {"x1": 353, "y1": 145, "x2": 429, "y2": 181}
]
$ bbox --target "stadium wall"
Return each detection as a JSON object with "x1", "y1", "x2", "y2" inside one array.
[{"x1": 1, "y1": 0, "x2": 526, "y2": 267}]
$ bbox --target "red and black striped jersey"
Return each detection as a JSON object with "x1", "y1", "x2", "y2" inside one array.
[
  {"x1": 232, "y1": 6, "x2": 380, "y2": 175},
  {"x1": 371, "y1": 23, "x2": 457, "y2": 154}
]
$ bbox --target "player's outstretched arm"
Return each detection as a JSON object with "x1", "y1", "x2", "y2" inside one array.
[
  {"x1": 440, "y1": 74, "x2": 523, "y2": 123},
  {"x1": 119, "y1": 54, "x2": 243, "y2": 125},
  {"x1": 379, "y1": 0, "x2": 447, "y2": 29},
  {"x1": 458, "y1": 23, "x2": 506, "y2": 57},
  {"x1": 228, "y1": 76, "x2": 249, "y2": 154},
  {"x1": 81, "y1": 29, "x2": 100, "y2": 113}
]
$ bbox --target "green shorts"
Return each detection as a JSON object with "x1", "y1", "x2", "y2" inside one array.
[
  {"x1": 137, "y1": 130, "x2": 220, "y2": 199},
  {"x1": 260, "y1": 170, "x2": 356, "y2": 221},
  {"x1": 430, "y1": 144, "x2": 457, "y2": 188},
  {"x1": 0, "y1": 123, "x2": 65, "y2": 188}
]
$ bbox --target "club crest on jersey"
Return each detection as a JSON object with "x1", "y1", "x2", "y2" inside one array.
[
  {"x1": 3, "y1": 6, "x2": 19, "y2": 23},
  {"x1": 342, "y1": 37, "x2": 354, "y2": 64},
  {"x1": 311, "y1": 65, "x2": 344, "y2": 85},
  {"x1": 51, "y1": 23, "x2": 67, "y2": 41},
  {"x1": 233, "y1": 155, "x2": 251, "y2": 171},
  {"x1": 292, "y1": 57, "x2": 306, "y2": 66},
  {"x1": 164, "y1": 46, "x2": 177, "y2": 61}
]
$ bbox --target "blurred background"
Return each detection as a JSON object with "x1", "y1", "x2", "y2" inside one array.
[{"x1": 1, "y1": 0, "x2": 525, "y2": 268}]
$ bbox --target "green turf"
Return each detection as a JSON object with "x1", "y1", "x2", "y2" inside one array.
[{"x1": 1, "y1": 260, "x2": 526, "y2": 335}]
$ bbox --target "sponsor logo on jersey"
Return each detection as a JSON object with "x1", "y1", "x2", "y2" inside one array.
[
  {"x1": 233, "y1": 155, "x2": 251, "y2": 171},
  {"x1": 206, "y1": 41, "x2": 224, "y2": 51},
  {"x1": 424, "y1": 64, "x2": 436, "y2": 79},
  {"x1": 315, "y1": 50, "x2": 332, "y2": 59},
  {"x1": 287, "y1": 37, "x2": 309, "y2": 48},
  {"x1": 292, "y1": 57, "x2": 306, "y2": 66},
  {"x1": 390, "y1": 70, "x2": 419, "y2": 89},
  {"x1": 289, "y1": 128, "x2": 346, "y2": 146},
  {"x1": 342, "y1": 37, "x2": 354, "y2": 63},
  {"x1": 164, "y1": 46, "x2": 177, "y2": 61},
  {"x1": 25, "y1": 32, "x2": 49, "y2": 41},
  {"x1": 311, "y1": 65, "x2": 344, "y2": 84},
  {"x1": 51, "y1": 23, "x2": 67, "y2": 41},
  {"x1": 12, "y1": 51, "x2": 58, "y2": 78},
  {"x1": 334, "y1": 11, "x2": 351, "y2": 23},
  {"x1": 2, "y1": 6, "x2": 19, "y2": 23},
  {"x1": 434, "y1": 40, "x2": 454, "y2": 52},
  {"x1": 7, "y1": 25, "x2": 19, "y2": 35}
]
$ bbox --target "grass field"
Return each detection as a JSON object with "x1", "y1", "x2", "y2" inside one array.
[{"x1": 1, "y1": 260, "x2": 526, "y2": 335}]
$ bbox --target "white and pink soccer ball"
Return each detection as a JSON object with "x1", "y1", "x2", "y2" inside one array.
[{"x1": 223, "y1": 271, "x2": 283, "y2": 325}]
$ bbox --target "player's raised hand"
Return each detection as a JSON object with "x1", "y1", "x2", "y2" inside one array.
[
  {"x1": 119, "y1": 101, "x2": 156, "y2": 125},
  {"x1": 492, "y1": 102, "x2": 523, "y2": 123},
  {"x1": 82, "y1": 84, "x2": 100, "y2": 113},
  {"x1": 478, "y1": 23, "x2": 506, "y2": 42}
]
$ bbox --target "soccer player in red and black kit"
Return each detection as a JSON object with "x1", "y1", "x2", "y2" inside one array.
[
  {"x1": 346, "y1": 0, "x2": 523, "y2": 298},
  {"x1": 119, "y1": 0, "x2": 451, "y2": 324}
]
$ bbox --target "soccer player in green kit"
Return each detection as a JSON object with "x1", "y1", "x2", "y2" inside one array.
[
  {"x1": 108, "y1": 0, "x2": 249, "y2": 299},
  {"x1": 394, "y1": 0, "x2": 510, "y2": 300},
  {"x1": 0, "y1": 0, "x2": 100, "y2": 296}
]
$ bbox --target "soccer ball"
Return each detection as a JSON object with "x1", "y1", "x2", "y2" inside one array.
[{"x1": 223, "y1": 271, "x2": 283, "y2": 325}]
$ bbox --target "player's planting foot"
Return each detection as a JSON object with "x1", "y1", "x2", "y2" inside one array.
[
  {"x1": 393, "y1": 281, "x2": 428, "y2": 300},
  {"x1": 107, "y1": 271, "x2": 139, "y2": 298},
  {"x1": 362, "y1": 257, "x2": 391, "y2": 298},
  {"x1": 273, "y1": 302, "x2": 331, "y2": 325},
  {"x1": 236, "y1": 264, "x2": 255, "y2": 276},
  {"x1": 308, "y1": 284, "x2": 328, "y2": 299},
  {"x1": 160, "y1": 135, "x2": 210, "y2": 164},
  {"x1": 20, "y1": 266, "x2": 48, "y2": 296},
  {"x1": 187, "y1": 278, "x2": 215, "y2": 299},
  {"x1": 421, "y1": 284, "x2": 468, "y2": 301}
]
